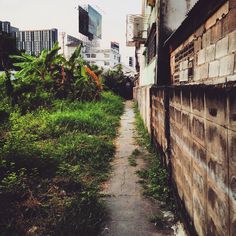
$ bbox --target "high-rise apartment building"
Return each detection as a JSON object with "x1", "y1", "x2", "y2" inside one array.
[
  {"x1": 16, "y1": 29, "x2": 58, "y2": 56},
  {"x1": 0, "y1": 21, "x2": 11, "y2": 34},
  {"x1": 0, "y1": 20, "x2": 19, "y2": 70},
  {"x1": 0, "y1": 21, "x2": 19, "y2": 36}
]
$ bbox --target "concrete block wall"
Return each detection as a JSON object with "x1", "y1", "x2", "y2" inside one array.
[
  {"x1": 133, "y1": 86, "x2": 151, "y2": 133},
  {"x1": 170, "y1": 0, "x2": 236, "y2": 85},
  {"x1": 151, "y1": 84, "x2": 236, "y2": 236},
  {"x1": 172, "y1": 85, "x2": 235, "y2": 236},
  {"x1": 151, "y1": 87, "x2": 169, "y2": 161},
  {"x1": 166, "y1": 3, "x2": 236, "y2": 233},
  {"x1": 137, "y1": 1, "x2": 236, "y2": 234}
]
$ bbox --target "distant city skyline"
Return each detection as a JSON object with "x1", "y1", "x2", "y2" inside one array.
[{"x1": 0, "y1": 0, "x2": 141, "y2": 66}]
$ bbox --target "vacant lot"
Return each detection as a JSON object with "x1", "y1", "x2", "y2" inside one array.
[{"x1": 0, "y1": 92, "x2": 123, "y2": 236}]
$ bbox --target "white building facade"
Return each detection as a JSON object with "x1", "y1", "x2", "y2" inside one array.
[{"x1": 83, "y1": 47, "x2": 121, "y2": 69}]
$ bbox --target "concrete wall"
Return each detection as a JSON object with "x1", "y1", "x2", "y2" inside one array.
[
  {"x1": 133, "y1": 1, "x2": 157, "y2": 131},
  {"x1": 134, "y1": 85, "x2": 151, "y2": 133},
  {"x1": 138, "y1": 0, "x2": 157, "y2": 87},
  {"x1": 151, "y1": 84, "x2": 236, "y2": 236},
  {"x1": 170, "y1": 85, "x2": 236, "y2": 236},
  {"x1": 170, "y1": 1, "x2": 236, "y2": 85},
  {"x1": 149, "y1": 1, "x2": 236, "y2": 235},
  {"x1": 139, "y1": 54, "x2": 156, "y2": 86},
  {"x1": 151, "y1": 87, "x2": 169, "y2": 164}
]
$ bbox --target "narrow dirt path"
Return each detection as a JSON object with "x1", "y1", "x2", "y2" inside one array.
[{"x1": 101, "y1": 101, "x2": 173, "y2": 236}]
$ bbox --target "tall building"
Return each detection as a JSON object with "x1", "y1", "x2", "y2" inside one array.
[
  {"x1": 0, "y1": 21, "x2": 11, "y2": 34},
  {"x1": 16, "y1": 29, "x2": 58, "y2": 56},
  {"x1": 0, "y1": 20, "x2": 19, "y2": 70},
  {"x1": 0, "y1": 21, "x2": 19, "y2": 36}
]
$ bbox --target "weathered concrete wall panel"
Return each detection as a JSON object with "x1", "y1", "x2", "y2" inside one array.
[
  {"x1": 229, "y1": 86, "x2": 236, "y2": 235},
  {"x1": 164, "y1": 2, "x2": 236, "y2": 233},
  {"x1": 151, "y1": 84, "x2": 236, "y2": 236},
  {"x1": 134, "y1": 86, "x2": 151, "y2": 133},
  {"x1": 136, "y1": 1, "x2": 236, "y2": 235}
]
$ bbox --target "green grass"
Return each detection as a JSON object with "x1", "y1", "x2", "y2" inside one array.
[
  {"x1": 133, "y1": 103, "x2": 176, "y2": 213},
  {"x1": 0, "y1": 92, "x2": 124, "y2": 236},
  {"x1": 128, "y1": 155, "x2": 137, "y2": 167},
  {"x1": 128, "y1": 149, "x2": 140, "y2": 167},
  {"x1": 133, "y1": 104, "x2": 152, "y2": 151},
  {"x1": 132, "y1": 148, "x2": 141, "y2": 156}
]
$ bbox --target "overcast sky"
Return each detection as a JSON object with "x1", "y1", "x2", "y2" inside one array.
[{"x1": 0, "y1": 0, "x2": 141, "y2": 65}]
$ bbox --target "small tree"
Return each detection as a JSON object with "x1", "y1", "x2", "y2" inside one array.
[{"x1": 103, "y1": 65, "x2": 134, "y2": 99}]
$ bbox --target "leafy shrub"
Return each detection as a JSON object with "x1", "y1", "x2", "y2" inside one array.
[
  {"x1": 0, "y1": 44, "x2": 103, "y2": 114},
  {"x1": 103, "y1": 65, "x2": 134, "y2": 99}
]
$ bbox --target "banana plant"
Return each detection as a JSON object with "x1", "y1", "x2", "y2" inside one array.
[
  {"x1": 60, "y1": 44, "x2": 102, "y2": 100},
  {"x1": 9, "y1": 42, "x2": 103, "y2": 103},
  {"x1": 10, "y1": 42, "x2": 61, "y2": 82}
]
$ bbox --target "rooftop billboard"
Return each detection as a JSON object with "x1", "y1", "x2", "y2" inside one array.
[
  {"x1": 79, "y1": 6, "x2": 89, "y2": 37},
  {"x1": 88, "y1": 5, "x2": 102, "y2": 39}
]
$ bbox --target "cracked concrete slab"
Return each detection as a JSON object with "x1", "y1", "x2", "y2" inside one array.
[{"x1": 100, "y1": 101, "x2": 174, "y2": 236}]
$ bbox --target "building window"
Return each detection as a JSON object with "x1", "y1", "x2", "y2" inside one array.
[
  {"x1": 86, "y1": 54, "x2": 90, "y2": 58},
  {"x1": 129, "y1": 57, "x2": 134, "y2": 67},
  {"x1": 104, "y1": 61, "x2": 110, "y2": 66},
  {"x1": 146, "y1": 23, "x2": 156, "y2": 64},
  {"x1": 91, "y1": 53, "x2": 96, "y2": 58},
  {"x1": 173, "y1": 42, "x2": 194, "y2": 83},
  {"x1": 104, "y1": 54, "x2": 109, "y2": 58}
]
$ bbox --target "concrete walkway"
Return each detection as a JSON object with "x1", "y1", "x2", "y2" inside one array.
[{"x1": 101, "y1": 101, "x2": 173, "y2": 236}]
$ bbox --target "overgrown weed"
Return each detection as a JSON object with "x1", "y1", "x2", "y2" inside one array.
[
  {"x1": 133, "y1": 103, "x2": 177, "y2": 213},
  {"x1": 0, "y1": 92, "x2": 123, "y2": 235}
]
